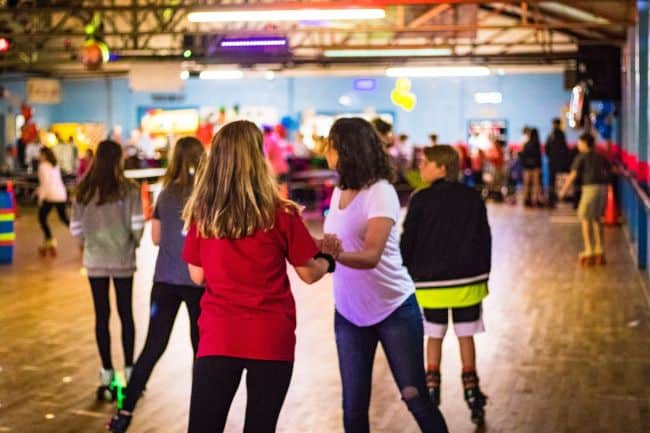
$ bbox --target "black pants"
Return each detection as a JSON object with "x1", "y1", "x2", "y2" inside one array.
[
  {"x1": 122, "y1": 282, "x2": 204, "y2": 412},
  {"x1": 188, "y1": 356, "x2": 293, "y2": 433},
  {"x1": 38, "y1": 201, "x2": 69, "y2": 240},
  {"x1": 89, "y1": 277, "x2": 135, "y2": 369}
]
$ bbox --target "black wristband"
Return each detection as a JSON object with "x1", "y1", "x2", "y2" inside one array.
[{"x1": 314, "y1": 252, "x2": 336, "y2": 273}]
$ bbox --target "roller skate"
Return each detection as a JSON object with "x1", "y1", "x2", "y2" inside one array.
[
  {"x1": 425, "y1": 370, "x2": 441, "y2": 406},
  {"x1": 578, "y1": 251, "x2": 594, "y2": 267},
  {"x1": 593, "y1": 250, "x2": 607, "y2": 266},
  {"x1": 38, "y1": 239, "x2": 57, "y2": 258},
  {"x1": 97, "y1": 368, "x2": 117, "y2": 402},
  {"x1": 462, "y1": 371, "x2": 487, "y2": 426},
  {"x1": 107, "y1": 411, "x2": 132, "y2": 433}
]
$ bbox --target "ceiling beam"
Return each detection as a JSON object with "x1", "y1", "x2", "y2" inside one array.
[{"x1": 407, "y1": 4, "x2": 451, "y2": 29}]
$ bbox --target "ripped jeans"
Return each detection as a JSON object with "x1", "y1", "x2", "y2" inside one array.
[{"x1": 335, "y1": 295, "x2": 449, "y2": 433}]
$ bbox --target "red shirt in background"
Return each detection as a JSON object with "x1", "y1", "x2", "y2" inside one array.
[{"x1": 182, "y1": 208, "x2": 319, "y2": 361}]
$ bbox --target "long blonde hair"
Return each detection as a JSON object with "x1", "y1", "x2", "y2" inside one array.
[{"x1": 183, "y1": 120, "x2": 293, "y2": 239}]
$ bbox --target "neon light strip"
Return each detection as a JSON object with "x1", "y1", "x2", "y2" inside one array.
[
  {"x1": 325, "y1": 48, "x2": 452, "y2": 58},
  {"x1": 188, "y1": 8, "x2": 386, "y2": 23},
  {"x1": 221, "y1": 39, "x2": 287, "y2": 47}
]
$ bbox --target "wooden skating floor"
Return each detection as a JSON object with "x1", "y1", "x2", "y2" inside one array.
[{"x1": 1, "y1": 203, "x2": 649, "y2": 433}]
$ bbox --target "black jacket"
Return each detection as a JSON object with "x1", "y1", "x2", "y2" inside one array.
[
  {"x1": 520, "y1": 139, "x2": 542, "y2": 169},
  {"x1": 400, "y1": 179, "x2": 491, "y2": 287},
  {"x1": 545, "y1": 129, "x2": 570, "y2": 172}
]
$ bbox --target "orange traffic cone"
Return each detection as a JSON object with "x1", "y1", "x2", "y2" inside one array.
[
  {"x1": 141, "y1": 182, "x2": 152, "y2": 220},
  {"x1": 603, "y1": 185, "x2": 619, "y2": 225}
]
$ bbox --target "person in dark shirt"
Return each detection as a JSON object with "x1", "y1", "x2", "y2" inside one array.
[
  {"x1": 559, "y1": 132, "x2": 611, "y2": 266},
  {"x1": 400, "y1": 145, "x2": 491, "y2": 426},
  {"x1": 520, "y1": 127, "x2": 543, "y2": 207},
  {"x1": 545, "y1": 118, "x2": 570, "y2": 207}
]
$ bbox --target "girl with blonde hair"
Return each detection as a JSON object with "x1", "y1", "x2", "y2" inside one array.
[{"x1": 181, "y1": 120, "x2": 336, "y2": 433}]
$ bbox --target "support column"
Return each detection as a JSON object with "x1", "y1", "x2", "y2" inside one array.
[{"x1": 637, "y1": 0, "x2": 649, "y2": 268}]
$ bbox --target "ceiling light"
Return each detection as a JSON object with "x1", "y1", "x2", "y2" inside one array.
[
  {"x1": 180, "y1": 70, "x2": 190, "y2": 80},
  {"x1": 199, "y1": 70, "x2": 243, "y2": 80},
  {"x1": 221, "y1": 38, "x2": 287, "y2": 48},
  {"x1": 264, "y1": 70, "x2": 276, "y2": 80},
  {"x1": 338, "y1": 95, "x2": 352, "y2": 106},
  {"x1": 325, "y1": 48, "x2": 451, "y2": 58},
  {"x1": 474, "y1": 92, "x2": 503, "y2": 104},
  {"x1": 385, "y1": 66, "x2": 490, "y2": 78},
  {"x1": 188, "y1": 8, "x2": 386, "y2": 23}
]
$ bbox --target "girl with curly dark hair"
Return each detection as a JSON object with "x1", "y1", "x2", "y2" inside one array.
[{"x1": 321, "y1": 118, "x2": 448, "y2": 433}]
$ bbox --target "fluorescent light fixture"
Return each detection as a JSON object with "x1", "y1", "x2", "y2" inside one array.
[
  {"x1": 325, "y1": 48, "x2": 451, "y2": 58},
  {"x1": 474, "y1": 92, "x2": 503, "y2": 104},
  {"x1": 199, "y1": 70, "x2": 244, "y2": 80},
  {"x1": 180, "y1": 70, "x2": 190, "y2": 80},
  {"x1": 338, "y1": 95, "x2": 352, "y2": 106},
  {"x1": 220, "y1": 38, "x2": 287, "y2": 48},
  {"x1": 386, "y1": 66, "x2": 490, "y2": 77},
  {"x1": 188, "y1": 8, "x2": 385, "y2": 23}
]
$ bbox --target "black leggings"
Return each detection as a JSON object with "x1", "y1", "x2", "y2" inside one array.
[
  {"x1": 89, "y1": 277, "x2": 135, "y2": 369},
  {"x1": 38, "y1": 201, "x2": 69, "y2": 240},
  {"x1": 122, "y1": 282, "x2": 203, "y2": 412},
  {"x1": 188, "y1": 356, "x2": 293, "y2": 433}
]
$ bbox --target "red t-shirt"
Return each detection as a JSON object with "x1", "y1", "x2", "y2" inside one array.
[{"x1": 182, "y1": 208, "x2": 319, "y2": 361}]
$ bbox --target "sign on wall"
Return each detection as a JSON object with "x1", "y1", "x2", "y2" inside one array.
[{"x1": 26, "y1": 79, "x2": 61, "y2": 104}]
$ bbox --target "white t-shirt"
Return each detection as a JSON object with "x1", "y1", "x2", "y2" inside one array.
[{"x1": 323, "y1": 180, "x2": 415, "y2": 326}]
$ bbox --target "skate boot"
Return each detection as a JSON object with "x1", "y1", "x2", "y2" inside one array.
[
  {"x1": 38, "y1": 239, "x2": 57, "y2": 257},
  {"x1": 462, "y1": 371, "x2": 487, "y2": 426},
  {"x1": 124, "y1": 366, "x2": 133, "y2": 384},
  {"x1": 578, "y1": 251, "x2": 594, "y2": 267},
  {"x1": 593, "y1": 250, "x2": 607, "y2": 266},
  {"x1": 425, "y1": 370, "x2": 441, "y2": 406},
  {"x1": 107, "y1": 411, "x2": 132, "y2": 433},
  {"x1": 97, "y1": 368, "x2": 117, "y2": 402}
]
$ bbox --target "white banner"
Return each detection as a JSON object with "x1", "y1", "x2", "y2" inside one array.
[
  {"x1": 129, "y1": 63, "x2": 184, "y2": 92},
  {"x1": 26, "y1": 78, "x2": 61, "y2": 104}
]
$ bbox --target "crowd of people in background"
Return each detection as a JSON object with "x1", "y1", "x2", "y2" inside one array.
[{"x1": 0, "y1": 110, "x2": 616, "y2": 433}]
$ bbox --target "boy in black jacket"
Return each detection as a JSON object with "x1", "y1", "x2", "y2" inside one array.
[{"x1": 400, "y1": 145, "x2": 491, "y2": 426}]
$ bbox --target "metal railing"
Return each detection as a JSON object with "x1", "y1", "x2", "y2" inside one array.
[{"x1": 617, "y1": 162, "x2": 650, "y2": 269}]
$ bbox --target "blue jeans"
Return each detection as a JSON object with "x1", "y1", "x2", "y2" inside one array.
[{"x1": 335, "y1": 294, "x2": 449, "y2": 433}]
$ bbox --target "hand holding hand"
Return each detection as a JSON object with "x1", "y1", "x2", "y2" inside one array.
[{"x1": 321, "y1": 233, "x2": 343, "y2": 259}]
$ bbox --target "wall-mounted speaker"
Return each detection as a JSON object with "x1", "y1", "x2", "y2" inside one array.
[{"x1": 577, "y1": 45, "x2": 621, "y2": 100}]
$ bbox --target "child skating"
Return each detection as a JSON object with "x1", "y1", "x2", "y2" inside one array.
[
  {"x1": 70, "y1": 140, "x2": 144, "y2": 402},
  {"x1": 400, "y1": 145, "x2": 491, "y2": 425},
  {"x1": 559, "y1": 132, "x2": 612, "y2": 266}
]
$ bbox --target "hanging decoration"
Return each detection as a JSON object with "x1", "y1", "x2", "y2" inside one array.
[
  {"x1": 80, "y1": 12, "x2": 111, "y2": 70},
  {"x1": 390, "y1": 78, "x2": 416, "y2": 112}
]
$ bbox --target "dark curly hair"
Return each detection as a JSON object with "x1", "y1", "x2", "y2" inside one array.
[{"x1": 328, "y1": 118, "x2": 396, "y2": 190}]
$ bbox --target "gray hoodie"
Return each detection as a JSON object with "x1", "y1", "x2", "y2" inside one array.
[{"x1": 70, "y1": 186, "x2": 144, "y2": 277}]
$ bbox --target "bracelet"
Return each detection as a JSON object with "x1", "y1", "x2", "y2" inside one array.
[{"x1": 314, "y1": 252, "x2": 336, "y2": 273}]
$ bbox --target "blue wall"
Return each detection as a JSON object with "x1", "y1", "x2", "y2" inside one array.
[{"x1": 2, "y1": 72, "x2": 571, "y2": 146}]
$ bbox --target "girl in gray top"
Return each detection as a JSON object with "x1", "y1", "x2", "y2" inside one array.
[
  {"x1": 70, "y1": 140, "x2": 144, "y2": 401},
  {"x1": 108, "y1": 137, "x2": 205, "y2": 433}
]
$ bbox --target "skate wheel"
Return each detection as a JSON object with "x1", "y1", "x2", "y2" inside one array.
[{"x1": 97, "y1": 386, "x2": 116, "y2": 402}]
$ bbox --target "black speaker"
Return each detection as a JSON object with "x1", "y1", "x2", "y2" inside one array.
[
  {"x1": 577, "y1": 45, "x2": 621, "y2": 100},
  {"x1": 564, "y1": 66, "x2": 577, "y2": 90}
]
